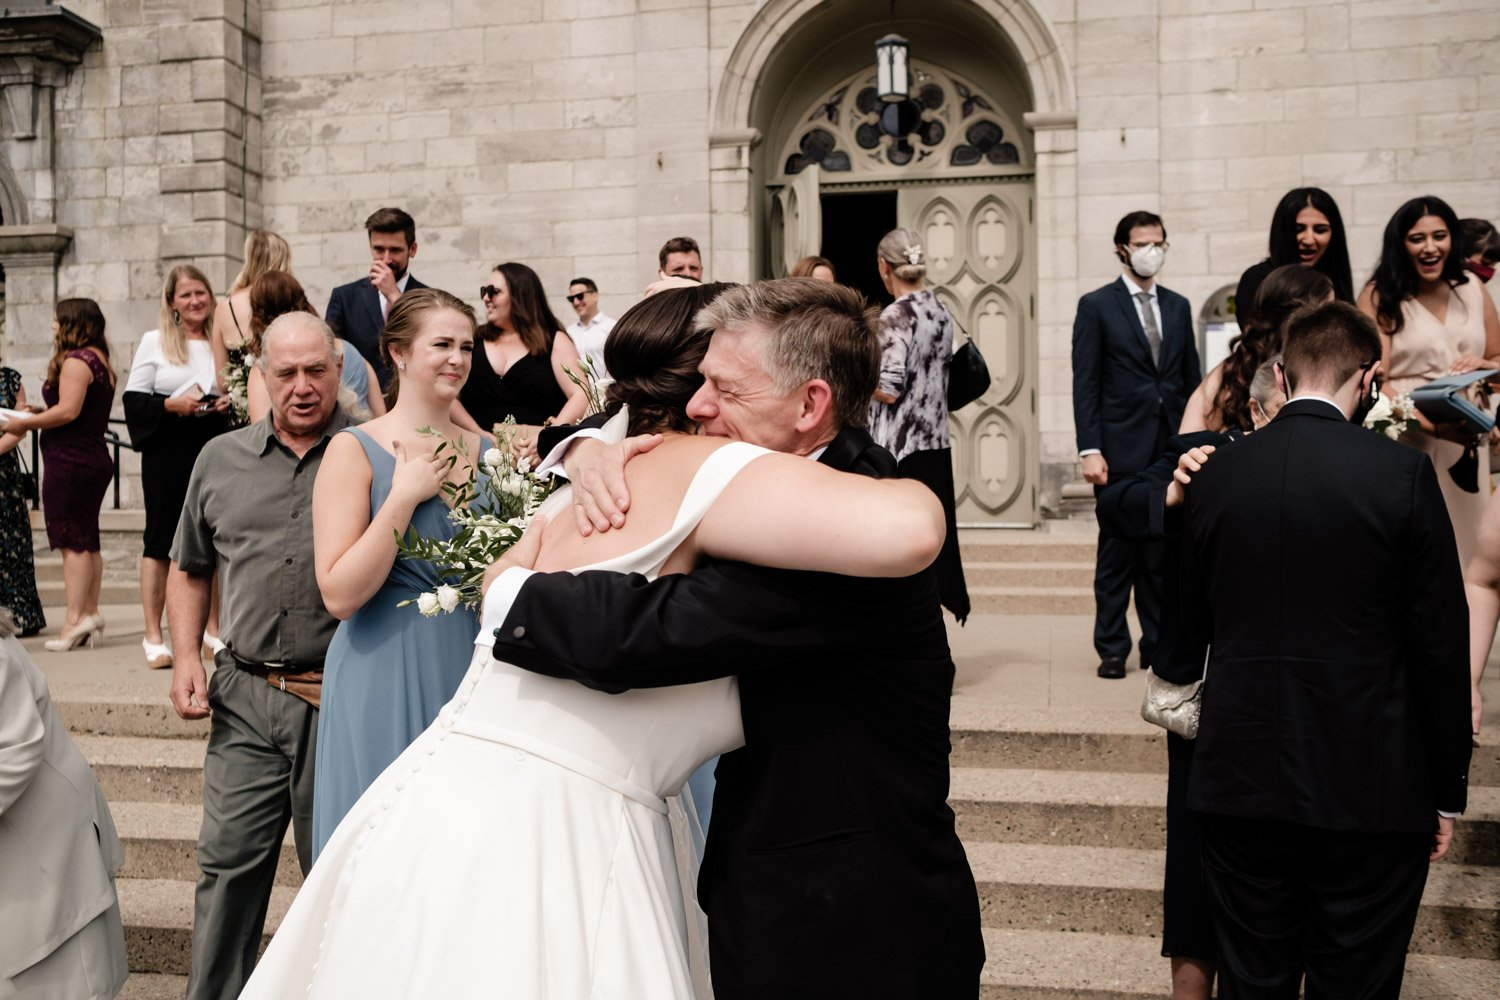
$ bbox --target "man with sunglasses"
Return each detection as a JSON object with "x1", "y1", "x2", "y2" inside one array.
[
  {"x1": 1178, "y1": 301, "x2": 1471, "y2": 999},
  {"x1": 563, "y1": 277, "x2": 615, "y2": 379}
]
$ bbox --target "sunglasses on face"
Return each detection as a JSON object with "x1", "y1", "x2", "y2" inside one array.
[
  {"x1": 566, "y1": 292, "x2": 590, "y2": 303},
  {"x1": 480, "y1": 285, "x2": 501, "y2": 300}
]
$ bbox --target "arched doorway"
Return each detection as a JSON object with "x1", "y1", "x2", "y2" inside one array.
[{"x1": 711, "y1": 0, "x2": 1074, "y2": 526}]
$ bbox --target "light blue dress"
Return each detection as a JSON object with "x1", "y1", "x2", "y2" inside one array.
[
  {"x1": 312, "y1": 426, "x2": 481, "y2": 858},
  {"x1": 338, "y1": 340, "x2": 369, "y2": 405}
]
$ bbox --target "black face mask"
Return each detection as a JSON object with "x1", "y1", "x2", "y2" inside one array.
[{"x1": 1350, "y1": 370, "x2": 1381, "y2": 425}]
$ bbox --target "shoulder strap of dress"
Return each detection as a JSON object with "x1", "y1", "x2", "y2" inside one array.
[
  {"x1": 228, "y1": 299, "x2": 245, "y2": 336},
  {"x1": 645, "y1": 441, "x2": 771, "y2": 561},
  {"x1": 342, "y1": 425, "x2": 392, "y2": 469}
]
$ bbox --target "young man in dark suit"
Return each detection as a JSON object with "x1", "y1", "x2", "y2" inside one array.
[
  {"x1": 487, "y1": 279, "x2": 983, "y2": 1000},
  {"x1": 1179, "y1": 302, "x2": 1471, "y2": 999},
  {"x1": 324, "y1": 206, "x2": 426, "y2": 388},
  {"x1": 1072, "y1": 210, "x2": 1202, "y2": 678}
]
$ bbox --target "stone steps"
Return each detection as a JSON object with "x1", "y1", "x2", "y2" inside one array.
[
  {"x1": 965, "y1": 561, "x2": 1096, "y2": 589},
  {"x1": 118, "y1": 878, "x2": 291, "y2": 977},
  {"x1": 970, "y1": 586, "x2": 1096, "y2": 615}
]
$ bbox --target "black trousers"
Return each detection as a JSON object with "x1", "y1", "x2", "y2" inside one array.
[
  {"x1": 1091, "y1": 524, "x2": 1162, "y2": 662},
  {"x1": 1162, "y1": 732, "x2": 1215, "y2": 960},
  {"x1": 1198, "y1": 814, "x2": 1430, "y2": 1000}
]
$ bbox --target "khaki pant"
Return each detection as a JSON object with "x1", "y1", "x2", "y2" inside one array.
[{"x1": 186, "y1": 660, "x2": 317, "y2": 1000}]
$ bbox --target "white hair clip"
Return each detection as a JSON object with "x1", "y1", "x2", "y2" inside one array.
[{"x1": 904, "y1": 245, "x2": 924, "y2": 265}]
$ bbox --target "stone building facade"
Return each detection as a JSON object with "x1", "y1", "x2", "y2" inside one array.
[{"x1": 1, "y1": 0, "x2": 1497, "y2": 521}]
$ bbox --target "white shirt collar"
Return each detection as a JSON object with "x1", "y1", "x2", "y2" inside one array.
[
  {"x1": 396, "y1": 272, "x2": 411, "y2": 294},
  {"x1": 1120, "y1": 271, "x2": 1156, "y2": 299},
  {"x1": 807, "y1": 445, "x2": 828, "y2": 462},
  {"x1": 1287, "y1": 393, "x2": 1346, "y2": 418}
]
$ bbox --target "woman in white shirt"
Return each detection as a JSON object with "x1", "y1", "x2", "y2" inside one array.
[{"x1": 123, "y1": 265, "x2": 232, "y2": 668}]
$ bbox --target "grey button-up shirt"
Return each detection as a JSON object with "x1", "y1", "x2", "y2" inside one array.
[{"x1": 170, "y1": 409, "x2": 354, "y2": 664}]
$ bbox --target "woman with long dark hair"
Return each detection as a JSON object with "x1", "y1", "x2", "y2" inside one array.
[
  {"x1": 1359, "y1": 195, "x2": 1500, "y2": 566},
  {"x1": 1180, "y1": 265, "x2": 1334, "y2": 433},
  {"x1": 1234, "y1": 187, "x2": 1353, "y2": 328},
  {"x1": 454, "y1": 262, "x2": 589, "y2": 448},
  {"x1": 2, "y1": 299, "x2": 118, "y2": 649}
]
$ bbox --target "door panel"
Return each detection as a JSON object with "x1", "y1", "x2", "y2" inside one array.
[{"x1": 898, "y1": 181, "x2": 1037, "y2": 525}]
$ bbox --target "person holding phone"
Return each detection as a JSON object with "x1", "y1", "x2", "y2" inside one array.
[{"x1": 124, "y1": 265, "x2": 232, "y2": 668}]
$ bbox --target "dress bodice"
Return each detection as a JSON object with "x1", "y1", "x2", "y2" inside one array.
[
  {"x1": 42, "y1": 351, "x2": 115, "y2": 458},
  {"x1": 1386, "y1": 279, "x2": 1489, "y2": 393},
  {"x1": 460, "y1": 442, "x2": 768, "y2": 806},
  {"x1": 344, "y1": 426, "x2": 484, "y2": 597},
  {"x1": 457, "y1": 327, "x2": 567, "y2": 429}
]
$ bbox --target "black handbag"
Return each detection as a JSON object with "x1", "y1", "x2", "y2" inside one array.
[
  {"x1": 14, "y1": 446, "x2": 37, "y2": 504},
  {"x1": 947, "y1": 320, "x2": 991, "y2": 411}
]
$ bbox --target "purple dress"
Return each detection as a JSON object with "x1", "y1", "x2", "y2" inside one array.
[{"x1": 41, "y1": 350, "x2": 116, "y2": 551}]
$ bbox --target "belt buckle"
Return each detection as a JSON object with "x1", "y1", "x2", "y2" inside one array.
[{"x1": 278, "y1": 675, "x2": 287, "y2": 692}]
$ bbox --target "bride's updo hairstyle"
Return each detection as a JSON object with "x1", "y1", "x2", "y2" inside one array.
[
  {"x1": 603, "y1": 282, "x2": 736, "y2": 436},
  {"x1": 379, "y1": 287, "x2": 477, "y2": 405}
]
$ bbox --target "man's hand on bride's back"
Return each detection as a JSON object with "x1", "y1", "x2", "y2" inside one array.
[
  {"x1": 564, "y1": 433, "x2": 663, "y2": 536},
  {"x1": 482, "y1": 515, "x2": 549, "y2": 598}
]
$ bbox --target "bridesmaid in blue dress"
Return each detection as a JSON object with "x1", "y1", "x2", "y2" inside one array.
[{"x1": 310, "y1": 288, "x2": 488, "y2": 858}]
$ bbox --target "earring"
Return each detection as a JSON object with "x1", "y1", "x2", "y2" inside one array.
[
  {"x1": 397, "y1": 361, "x2": 406, "y2": 372},
  {"x1": 172, "y1": 309, "x2": 181, "y2": 325}
]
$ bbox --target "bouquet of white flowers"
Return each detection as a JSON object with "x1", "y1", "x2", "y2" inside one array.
[
  {"x1": 395, "y1": 420, "x2": 555, "y2": 615},
  {"x1": 1362, "y1": 391, "x2": 1421, "y2": 441},
  {"x1": 220, "y1": 356, "x2": 253, "y2": 426}
]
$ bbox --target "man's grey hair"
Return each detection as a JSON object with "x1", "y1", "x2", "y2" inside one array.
[
  {"x1": 1249, "y1": 354, "x2": 1282, "y2": 415},
  {"x1": 693, "y1": 278, "x2": 881, "y2": 430},
  {"x1": 255, "y1": 311, "x2": 339, "y2": 369}
]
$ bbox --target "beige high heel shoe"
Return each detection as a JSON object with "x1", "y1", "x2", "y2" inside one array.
[
  {"x1": 143, "y1": 637, "x2": 174, "y2": 669},
  {"x1": 45, "y1": 616, "x2": 104, "y2": 652}
]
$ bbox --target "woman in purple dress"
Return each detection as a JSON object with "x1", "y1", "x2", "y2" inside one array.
[{"x1": 4, "y1": 299, "x2": 118, "y2": 651}]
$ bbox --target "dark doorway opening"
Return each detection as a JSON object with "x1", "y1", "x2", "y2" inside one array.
[{"x1": 820, "y1": 190, "x2": 897, "y2": 310}]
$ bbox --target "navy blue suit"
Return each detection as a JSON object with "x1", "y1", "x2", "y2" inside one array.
[
  {"x1": 1072, "y1": 275, "x2": 1201, "y2": 665},
  {"x1": 325, "y1": 274, "x2": 426, "y2": 389}
]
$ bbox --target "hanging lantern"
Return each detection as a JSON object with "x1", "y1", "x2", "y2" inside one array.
[{"x1": 875, "y1": 33, "x2": 909, "y2": 103}]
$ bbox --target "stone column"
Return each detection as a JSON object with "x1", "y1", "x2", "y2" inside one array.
[
  {"x1": 707, "y1": 128, "x2": 759, "y2": 283},
  {"x1": 0, "y1": 224, "x2": 70, "y2": 381},
  {"x1": 157, "y1": 0, "x2": 262, "y2": 294}
]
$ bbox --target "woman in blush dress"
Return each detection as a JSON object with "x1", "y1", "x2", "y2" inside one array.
[
  {"x1": 123, "y1": 265, "x2": 233, "y2": 668},
  {"x1": 868, "y1": 228, "x2": 970, "y2": 622},
  {"x1": 309, "y1": 288, "x2": 489, "y2": 858},
  {"x1": 239, "y1": 283, "x2": 945, "y2": 1000},
  {"x1": 452, "y1": 262, "x2": 589, "y2": 450},
  {"x1": 1234, "y1": 187, "x2": 1353, "y2": 329},
  {"x1": 1, "y1": 299, "x2": 117, "y2": 650},
  {"x1": 1359, "y1": 195, "x2": 1500, "y2": 567}
]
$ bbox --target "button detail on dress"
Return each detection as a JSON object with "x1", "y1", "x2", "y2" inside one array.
[{"x1": 512, "y1": 625, "x2": 526, "y2": 639}]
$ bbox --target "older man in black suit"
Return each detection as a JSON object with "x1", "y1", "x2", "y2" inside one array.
[
  {"x1": 1072, "y1": 210, "x2": 1202, "y2": 678},
  {"x1": 487, "y1": 279, "x2": 983, "y2": 1000},
  {"x1": 324, "y1": 206, "x2": 426, "y2": 388},
  {"x1": 1179, "y1": 302, "x2": 1472, "y2": 999}
]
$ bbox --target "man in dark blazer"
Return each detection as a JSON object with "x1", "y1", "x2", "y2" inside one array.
[
  {"x1": 1179, "y1": 302, "x2": 1471, "y2": 999},
  {"x1": 487, "y1": 279, "x2": 983, "y2": 1000},
  {"x1": 324, "y1": 206, "x2": 426, "y2": 388},
  {"x1": 1072, "y1": 210, "x2": 1202, "y2": 678}
]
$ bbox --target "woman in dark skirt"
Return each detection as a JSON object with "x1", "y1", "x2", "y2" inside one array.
[
  {"x1": 3, "y1": 299, "x2": 118, "y2": 649},
  {"x1": 123, "y1": 265, "x2": 231, "y2": 668},
  {"x1": 867, "y1": 228, "x2": 970, "y2": 622}
]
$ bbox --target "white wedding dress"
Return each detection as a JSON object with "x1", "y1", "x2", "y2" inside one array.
[{"x1": 238, "y1": 443, "x2": 765, "y2": 1000}]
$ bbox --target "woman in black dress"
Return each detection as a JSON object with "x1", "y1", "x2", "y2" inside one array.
[
  {"x1": 0, "y1": 357, "x2": 44, "y2": 636},
  {"x1": 3, "y1": 299, "x2": 117, "y2": 650},
  {"x1": 452, "y1": 262, "x2": 589, "y2": 451},
  {"x1": 1234, "y1": 187, "x2": 1353, "y2": 329},
  {"x1": 124, "y1": 265, "x2": 232, "y2": 668}
]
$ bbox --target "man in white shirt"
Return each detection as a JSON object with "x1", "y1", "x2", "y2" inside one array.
[
  {"x1": 564, "y1": 277, "x2": 615, "y2": 379},
  {"x1": 1070, "y1": 210, "x2": 1201, "y2": 679},
  {"x1": 324, "y1": 207, "x2": 426, "y2": 388}
]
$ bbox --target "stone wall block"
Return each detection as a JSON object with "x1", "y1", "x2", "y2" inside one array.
[
  {"x1": 1350, "y1": 8, "x2": 1500, "y2": 50},
  {"x1": 1281, "y1": 84, "x2": 1359, "y2": 121},
  {"x1": 1077, "y1": 127, "x2": 1160, "y2": 163},
  {"x1": 1159, "y1": 123, "x2": 1265, "y2": 160},
  {"x1": 1358, "y1": 78, "x2": 1478, "y2": 117},
  {"x1": 259, "y1": 4, "x2": 331, "y2": 42},
  {"x1": 160, "y1": 220, "x2": 238, "y2": 260},
  {"x1": 543, "y1": 0, "x2": 635, "y2": 20},
  {"x1": 191, "y1": 59, "x2": 248, "y2": 105},
  {"x1": 1160, "y1": 159, "x2": 1226, "y2": 194},
  {"x1": 333, "y1": 1, "x2": 453, "y2": 37},
  {"x1": 508, "y1": 160, "x2": 575, "y2": 192},
  {"x1": 160, "y1": 100, "x2": 242, "y2": 136},
  {"x1": 188, "y1": 0, "x2": 248, "y2": 29},
  {"x1": 1076, "y1": 16, "x2": 1155, "y2": 66},
  {"x1": 192, "y1": 189, "x2": 245, "y2": 224},
  {"x1": 478, "y1": 129, "x2": 606, "y2": 164},
  {"x1": 160, "y1": 19, "x2": 239, "y2": 65},
  {"x1": 390, "y1": 112, "x2": 452, "y2": 142},
  {"x1": 106, "y1": 30, "x2": 161, "y2": 67},
  {"x1": 261, "y1": 37, "x2": 355, "y2": 77},
  {"x1": 425, "y1": 137, "x2": 478, "y2": 168},
  {"x1": 565, "y1": 97, "x2": 635, "y2": 129},
  {"x1": 1159, "y1": 59, "x2": 1237, "y2": 95},
  {"x1": 1159, "y1": 11, "x2": 1307, "y2": 62},
  {"x1": 352, "y1": 31, "x2": 481, "y2": 71},
  {"x1": 193, "y1": 130, "x2": 245, "y2": 166},
  {"x1": 570, "y1": 15, "x2": 636, "y2": 57},
  {"x1": 121, "y1": 64, "x2": 190, "y2": 107},
  {"x1": 637, "y1": 8, "x2": 706, "y2": 51}
]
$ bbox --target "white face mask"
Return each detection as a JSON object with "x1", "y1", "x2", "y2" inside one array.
[{"x1": 1128, "y1": 244, "x2": 1166, "y2": 279}]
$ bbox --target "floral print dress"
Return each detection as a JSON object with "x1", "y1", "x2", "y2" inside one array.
[{"x1": 0, "y1": 367, "x2": 45, "y2": 634}]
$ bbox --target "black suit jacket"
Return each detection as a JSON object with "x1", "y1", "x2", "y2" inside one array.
[
  {"x1": 1180, "y1": 399, "x2": 1471, "y2": 831},
  {"x1": 1072, "y1": 277, "x2": 1202, "y2": 475},
  {"x1": 491, "y1": 427, "x2": 984, "y2": 1000},
  {"x1": 324, "y1": 274, "x2": 427, "y2": 388}
]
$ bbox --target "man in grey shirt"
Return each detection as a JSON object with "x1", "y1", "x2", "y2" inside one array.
[{"x1": 166, "y1": 312, "x2": 350, "y2": 1000}]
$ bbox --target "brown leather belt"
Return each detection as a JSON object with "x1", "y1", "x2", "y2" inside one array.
[{"x1": 228, "y1": 652, "x2": 323, "y2": 709}]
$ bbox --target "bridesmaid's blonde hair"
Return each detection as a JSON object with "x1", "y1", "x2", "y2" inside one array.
[{"x1": 229, "y1": 229, "x2": 291, "y2": 294}]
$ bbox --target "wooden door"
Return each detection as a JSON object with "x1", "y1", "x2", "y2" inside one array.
[{"x1": 898, "y1": 180, "x2": 1038, "y2": 525}]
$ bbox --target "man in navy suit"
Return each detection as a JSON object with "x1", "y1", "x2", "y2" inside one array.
[
  {"x1": 1071, "y1": 210, "x2": 1201, "y2": 679},
  {"x1": 325, "y1": 207, "x2": 426, "y2": 388}
]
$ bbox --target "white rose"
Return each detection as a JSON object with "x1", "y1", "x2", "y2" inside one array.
[
  {"x1": 436, "y1": 584, "x2": 460, "y2": 613},
  {"x1": 1384, "y1": 425, "x2": 1401, "y2": 441},
  {"x1": 416, "y1": 592, "x2": 441, "y2": 617},
  {"x1": 1363, "y1": 395, "x2": 1393, "y2": 427},
  {"x1": 483, "y1": 447, "x2": 504, "y2": 470}
]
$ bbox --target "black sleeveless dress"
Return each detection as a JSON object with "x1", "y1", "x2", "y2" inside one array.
[{"x1": 458, "y1": 327, "x2": 567, "y2": 431}]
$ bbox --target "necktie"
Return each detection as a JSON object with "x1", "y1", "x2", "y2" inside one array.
[{"x1": 1136, "y1": 291, "x2": 1161, "y2": 366}]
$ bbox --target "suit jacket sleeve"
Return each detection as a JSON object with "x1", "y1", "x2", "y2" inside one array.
[
  {"x1": 1402, "y1": 458, "x2": 1473, "y2": 814},
  {"x1": 325, "y1": 287, "x2": 348, "y2": 341},
  {"x1": 1172, "y1": 490, "x2": 1213, "y2": 685},
  {"x1": 1095, "y1": 456, "x2": 1175, "y2": 541},
  {"x1": 493, "y1": 562, "x2": 927, "y2": 691},
  {"x1": 0, "y1": 645, "x2": 45, "y2": 817},
  {"x1": 1178, "y1": 298, "x2": 1203, "y2": 391},
  {"x1": 1071, "y1": 295, "x2": 1104, "y2": 454}
]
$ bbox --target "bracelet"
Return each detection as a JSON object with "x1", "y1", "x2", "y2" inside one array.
[{"x1": 542, "y1": 417, "x2": 555, "y2": 427}]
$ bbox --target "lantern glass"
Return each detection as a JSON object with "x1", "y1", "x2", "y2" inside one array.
[{"x1": 876, "y1": 34, "x2": 909, "y2": 103}]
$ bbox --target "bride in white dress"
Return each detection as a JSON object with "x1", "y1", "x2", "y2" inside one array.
[{"x1": 237, "y1": 284, "x2": 945, "y2": 999}]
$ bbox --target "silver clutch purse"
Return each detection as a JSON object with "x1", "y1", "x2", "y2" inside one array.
[{"x1": 1140, "y1": 667, "x2": 1203, "y2": 740}]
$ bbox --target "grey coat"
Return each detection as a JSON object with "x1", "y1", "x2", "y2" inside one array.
[{"x1": 0, "y1": 634, "x2": 124, "y2": 980}]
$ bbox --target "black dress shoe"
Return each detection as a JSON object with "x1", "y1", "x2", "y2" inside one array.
[{"x1": 1096, "y1": 657, "x2": 1127, "y2": 679}]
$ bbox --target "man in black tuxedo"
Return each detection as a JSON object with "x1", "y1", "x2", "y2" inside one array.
[
  {"x1": 1072, "y1": 210, "x2": 1201, "y2": 678},
  {"x1": 488, "y1": 279, "x2": 983, "y2": 999},
  {"x1": 324, "y1": 206, "x2": 426, "y2": 388},
  {"x1": 1179, "y1": 302, "x2": 1472, "y2": 999}
]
